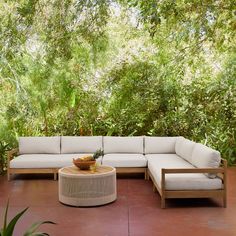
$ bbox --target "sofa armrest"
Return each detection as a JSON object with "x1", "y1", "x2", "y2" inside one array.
[
  {"x1": 161, "y1": 158, "x2": 227, "y2": 192},
  {"x1": 162, "y1": 158, "x2": 227, "y2": 175},
  {"x1": 162, "y1": 167, "x2": 225, "y2": 174},
  {"x1": 220, "y1": 158, "x2": 227, "y2": 168},
  {"x1": 7, "y1": 148, "x2": 19, "y2": 166},
  {"x1": 159, "y1": 158, "x2": 227, "y2": 208}
]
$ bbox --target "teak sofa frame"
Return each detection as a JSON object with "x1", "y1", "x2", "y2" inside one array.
[
  {"x1": 7, "y1": 148, "x2": 147, "y2": 181},
  {"x1": 147, "y1": 158, "x2": 227, "y2": 208},
  {"x1": 7, "y1": 149, "x2": 227, "y2": 209}
]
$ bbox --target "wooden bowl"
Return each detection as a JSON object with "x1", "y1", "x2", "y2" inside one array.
[{"x1": 73, "y1": 159, "x2": 96, "y2": 170}]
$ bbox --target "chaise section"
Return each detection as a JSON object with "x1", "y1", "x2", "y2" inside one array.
[
  {"x1": 146, "y1": 136, "x2": 227, "y2": 208},
  {"x1": 147, "y1": 154, "x2": 222, "y2": 191}
]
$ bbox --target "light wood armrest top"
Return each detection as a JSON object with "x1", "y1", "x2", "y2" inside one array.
[
  {"x1": 162, "y1": 167, "x2": 225, "y2": 174},
  {"x1": 7, "y1": 148, "x2": 19, "y2": 161},
  {"x1": 162, "y1": 158, "x2": 227, "y2": 175},
  {"x1": 221, "y1": 158, "x2": 227, "y2": 168}
]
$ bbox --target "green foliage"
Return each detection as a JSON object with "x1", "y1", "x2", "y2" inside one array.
[
  {"x1": 0, "y1": 0, "x2": 235, "y2": 172},
  {"x1": 0, "y1": 142, "x2": 10, "y2": 175},
  {"x1": 93, "y1": 149, "x2": 104, "y2": 160},
  {"x1": 0, "y1": 199, "x2": 56, "y2": 236}
]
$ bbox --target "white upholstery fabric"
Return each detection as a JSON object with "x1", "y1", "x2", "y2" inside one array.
[
  {"x1": 175, "y1": 137, "x2": 184, "y2": 157},
  {"x1": 175, "y1": 137, "x2": 195, "y2": 163},
  {"x1": 11, "y1": 154, "x2": 68, "y2": 168},
  {"x1": 145, "y1": 136, "x2": 178, "y2": 154},
  {"x1": 147, "y1": 154, "x2": 222, "y2": 190},
  {"x1": 10, "y1": 154, "x2": 102, "y2": 168},
  {"x1": 103, "y1": 136, "x2": 143, "y2": 154},
  {"x1": 102, "y1": 154, "x2": 147, "y2": 167},
  {"x1": 59, "y1": 154, "x2": 102, "y2": 166},
  {"x1": 19, "y1": 137, "x2": 60, "y2": 154},
  {"x1": 61, "y1": 136, "x2": 102, "y2": 154},
  {"x1": 191, "y1": 143, "x2": 221, "y2": 178}
]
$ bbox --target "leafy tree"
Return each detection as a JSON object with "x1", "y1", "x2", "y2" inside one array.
[{"x1": 0, "y1": 0, "x2": 235, "y2": 173}]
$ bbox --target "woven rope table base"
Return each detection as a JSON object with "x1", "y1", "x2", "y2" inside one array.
[{"x1": 59, "y1": 165, "x2": 117, "y2": 207}]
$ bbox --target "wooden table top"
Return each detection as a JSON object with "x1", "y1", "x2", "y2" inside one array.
[{"x1": 60, "y1": 165, "x2": 115, "y2": 176}]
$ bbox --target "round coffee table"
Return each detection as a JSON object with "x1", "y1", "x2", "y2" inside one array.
[{"x1": 58, "y1": 165, "x2": 116, "y2": 207}]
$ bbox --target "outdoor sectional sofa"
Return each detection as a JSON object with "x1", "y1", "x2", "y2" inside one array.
[{"x1": 7, "y1": 136, "x2": 227, "y2": 208}]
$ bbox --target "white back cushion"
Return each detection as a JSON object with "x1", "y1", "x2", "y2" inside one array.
[
  {"x1": 191, "y1": 143, "x2": 221, "y2": 178},
  {"x1": 19, "y1": 136, "x2": 60, "y2": 154},
  {"x1": 145, "y1": 136, "x2": 178, "y2": 154},
  {"x1": 61, "y1": 136, "x2": 102, "y2": 154},
  {"x1": 103, "y1": 136, "x2": 143, "y2": 154},
  {"x1": 175, "y1": 137, "x2": 195, "y2": 163}
]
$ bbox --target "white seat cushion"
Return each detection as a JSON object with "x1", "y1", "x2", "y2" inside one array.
[
  {"x1": 103, "y1": 136, "x2": 144, "y2": 154},
  {"x1": 19, "y1": 137, "x2": 60, "y2": 154},
  {"x1": 10, "y1": 154, "x2": 102, "y2": 169},
  {"x1": 191, "y1": 143, "x2": 221, "y2": 178},
  {"x1": 147, "y1": 154, "x2": 222, "y2": 190},
  {"x1": 60, "y1": 154, "x2": 102, "y2": 166},
  {"x1": 102, "y1": 154, "x2": 147, "y2": 167},
  {"x1": 10, "y1": 154, "x2": 66, "y2": 168},
  {"x1": 145, "y1": 136, "x2": 178, "y2": 154},
  {"x1": 175, "y1": 137, "x2": 195, "y2": 163},
  {"x1": 61, "y1": 136, "x2": 102, "y2": 154}
]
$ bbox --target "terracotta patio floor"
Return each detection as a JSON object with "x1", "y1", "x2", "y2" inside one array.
[{"x1": 1, "y1": 168, "x2": 236, "y2": 236}]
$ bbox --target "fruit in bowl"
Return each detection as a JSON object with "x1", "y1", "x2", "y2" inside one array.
[
  {"x1": 73, "y1": 159, "x2": 95, "y2": 170},
  {"x1": 73, "y1": 149, "x2": 104, "y2": 170}
]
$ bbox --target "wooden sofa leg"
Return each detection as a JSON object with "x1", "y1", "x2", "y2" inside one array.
[
  {"x1": 223, "y1": 195, "x2": 227, "y2": 208},
  {"x1": 7, "y1": 172, "x2": 11, "y2": 181},
  {"x1": 144, "y1": 169, "x2": 148, "y2": 180},
  {"x1": 161, "y1": 197, "x2": 165, "y2": 209},
  {"x1": 54, "y1": 172, "x2": 57, "y2": 181},
  {"x1": 145, "y1": 170, "x2": 149, "y2": 180},
  {"x1": 152, "y1": 183, "x2": 156, "y2": 192},
  {"x1": 223, "y1": 198, "x2": 227, "y2": 208}
]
